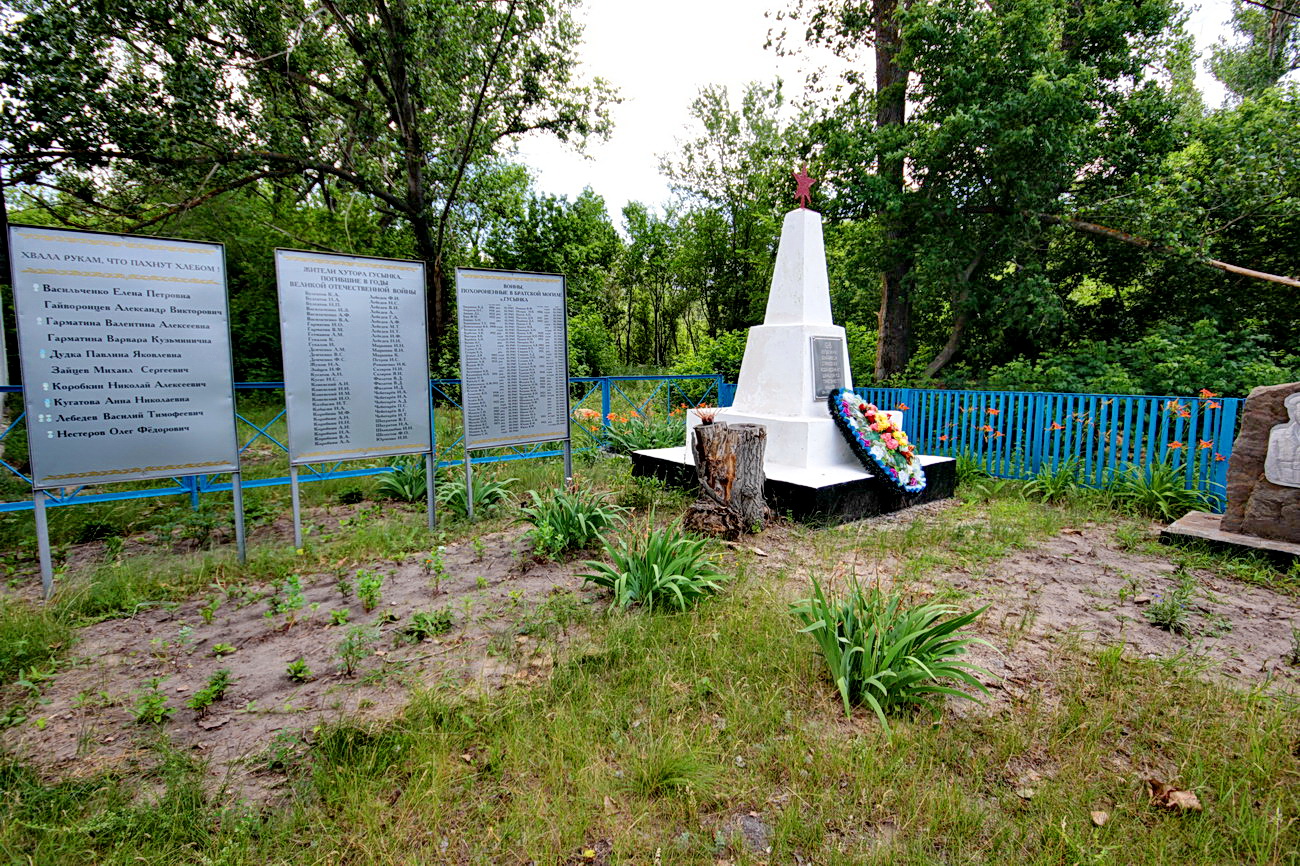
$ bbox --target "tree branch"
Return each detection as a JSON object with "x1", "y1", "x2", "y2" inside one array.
[{"x1": 1040, "y1": 213, "x2": 1300, "y2": 288}]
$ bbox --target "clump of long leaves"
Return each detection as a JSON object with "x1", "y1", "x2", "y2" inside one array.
[
  {"x1": 436, "y1": 471, "x2": 517, "y2": 517},
  {"x1": 791, "y1": 577, "x2": 992, "y2": 734},
  {"x1": 376, "y1": 458, "x2": 427, "y2": 503},
  {"x1": 603, "y1": 412, "x2": 685, "y2": 455},
  {"x1": 1108, "y1": 460, "x2": 1214, "y2": 523},
  {"x1": 1022, "y1": 458, "x2": 1081, "y2": 503},
  {"x1": 583, "y1": 523, "x2": 727, "y2": 611},
  {"x1": 519, "y1": 488, "x2": 626, "y2": 559}
]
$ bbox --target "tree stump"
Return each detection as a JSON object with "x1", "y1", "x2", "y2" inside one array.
[{"x1": 684, "y1": 421, "x2": 770, "y2": 539}]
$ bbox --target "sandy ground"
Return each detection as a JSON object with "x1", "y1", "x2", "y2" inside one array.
[{"x1": 4, "y1": 498, "x2": 1299, "y2": 802}]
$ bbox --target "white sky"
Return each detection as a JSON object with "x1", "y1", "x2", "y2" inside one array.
[{"x1": 515, "y1": 0, "x2": 1237, "y2": 222}]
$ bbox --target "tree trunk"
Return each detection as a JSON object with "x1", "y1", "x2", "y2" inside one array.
[
  {"x1": 684, "y1": 421, "x2": 770, "y2": 539},
  {"x1": 872, "y1": 0, "x2": 913, "y2": 381}
]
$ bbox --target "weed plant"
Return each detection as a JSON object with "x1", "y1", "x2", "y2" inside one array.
[
  {"x1": 401, "y1": 609, "x2": 453, "y2": 642},
  {"x1": 355, "y1": 569, "x2": 383, "y2": 612},
  {"x1": 329, "y1": 609, "x2": 350, "y2": 626},
  {"x1": 518, "y1": 488, "x2": 626, "y2": 559},
  {"x1": 582, "y1": 523, "x2": 727, "y2": 611},
  {"x1": 1145, "y1": 570, "x2": 1197, "y2": 634},
  {"x1": 285, "y1": 658, "x2": 313, "y2": 683},
  {"x1": 337, "y1": 625, "x2": 379, "y2": 676},
  {"x1": 130, "y1": 677, "x2": 173, "y2": 724},
  {"x1": 186, "y1": 669, "x2": 232, "y2": 717},
  {"x1": 790, "y1": 577, "x2": 991, "y2": 732}
]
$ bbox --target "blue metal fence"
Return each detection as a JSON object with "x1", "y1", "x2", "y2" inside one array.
[
  {"x1": 0, "y1": 375, "x2": 722, "y2": 514},
  {"x1": 854, "y1": 386, "x2": 1242, "y2": 510}
]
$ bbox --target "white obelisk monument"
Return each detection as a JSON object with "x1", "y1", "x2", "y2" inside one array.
[{"x1": 685, "y1": 202, "x2": 901, "y2": 484}]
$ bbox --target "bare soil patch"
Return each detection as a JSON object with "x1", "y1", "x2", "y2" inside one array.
[
  {"x1": 6, "y1": 499, "x2": 1300, "y2": 803},
  {"x1": 2, "y1": 522, "x2": 601, "y2": 800}
]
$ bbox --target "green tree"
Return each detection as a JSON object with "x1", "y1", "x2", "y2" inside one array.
[
  {"x1": 618, "y1": 203, "x2": 690, "y2": 368},
  {"x1": 0, "y1": 0, "x2": 615, "y2": 346},
  {"x1": 786, "y1": 0, "x2": 1185, "y2": 380},
  {"x1": 661, "y1": 82, "x2": 795, "y2": 335},
  {"x1": 1211, "y1": 0, "x2": 1300, "y2": 101}
]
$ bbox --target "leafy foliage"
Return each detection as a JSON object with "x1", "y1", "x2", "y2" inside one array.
[
  {"x1": 790, "y1": 578, "x2": 991, "y2": 733},
  {"x1": 1023, "y1": 459, "x2": 1083, "y2": 504},
  {"x1": 518, "y1": 489, "x2": 626, "y2": 559},
  {"x1": 602, "y1": 412, "x2": 685, "y2": 455},
  {"x1": 377, "y1": 459, "x2": 428, "y2": 504},
  {"x1": 436, "y1": 473, "x2": 517, "y2": 518},
  {"x1": 1108, "y1": 461, "x2": 1214, "y2": 523},
  {"x1": 130, "y1": 678, "x2": 173, "y2": 725},
  {"x1": 401, "y1": 610, "x2": 454, "y2": 643},
  {"x1": 582, "y1": 525, "x2": 727, "y2": 611}
]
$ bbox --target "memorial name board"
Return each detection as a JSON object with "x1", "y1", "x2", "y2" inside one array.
[
  {"x1": 275, "y1": 250, "x2": 431, "y2": 464},
  {"x1": 811, "y1": 335, "x2": 846, "y2": 399},
  {"x1": 455, "y1": 268, "x2": 569, "y2": 450},
  {"x1": 8, "y1": 225, "x2": 239, "y2": 489}
]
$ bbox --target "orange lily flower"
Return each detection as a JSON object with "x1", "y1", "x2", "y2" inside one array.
[
  {"x1": 1198, "y1": 388, "x2": 1218, "y2": 399},
  {"x1": 1197, "y1": 440, "x2": 1212, "y2": 449},
  {"x1": 1049, "y1": 422, "x2": 1065, "y2": 431},
  {"x1": 895, "y1": 402, "x2": 909, "y2": 411},
  {"x1": 1168, "y1": 440, "x2": 1184, "y2": 449},
  {"x1": 1207, "y1": 401, "x2": 1221, "y2": 409},
  {"x1": 987, "y1": 408, "x2": 1000, "y2": 416},
  {"x1": 1214, "y1": 453, "x2": 1226, "y2": 462}
]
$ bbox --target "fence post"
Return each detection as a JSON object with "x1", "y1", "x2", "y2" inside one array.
[
  {"x1": 189, "y1": 475, "x2": 202, "y2": 510},
  {"x1": 601, "y1": 377, "x2": 611, "y2": 431}
]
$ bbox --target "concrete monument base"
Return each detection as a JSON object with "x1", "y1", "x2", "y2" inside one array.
[
  {"x1": 632, "y1": 446, "x2": 957, "y2": 525},
  {"x1": 1161, "y1": 510, "x2": 1300, "y2": 567}
]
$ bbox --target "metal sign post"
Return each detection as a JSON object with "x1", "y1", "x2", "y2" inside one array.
[
  {"x1": 289, "y1": 464, "x2": 303, "y2": 549},
  {"x1": 32, "y1": 489, "x2": 53, "y2": 598}
]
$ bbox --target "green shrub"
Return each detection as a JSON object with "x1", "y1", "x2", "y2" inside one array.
[
  {"x1": 285, "y1": 658, "x2": 313, "y2": 683},
  {"x1": 1108, "y1": 460, "x2": 1214, "y2": 523},
  {"x1": 982, "y1": 319, "x2": 1298, "y2": 396},
  {"x1": 518, "y1": 488, "x2": 626, "y2": 559},
  {"x1": 355, "y1": 570, "x2": 384, "y2": 612},
  {"x1": 582, "y1": 524, "x2": 727, "y2": 611},
  {"x1": 670, "y1": 328, "x2": 747, "y2": 383},
  {"x1": 186, "y1": 669, "x2": 233, "y2": 716},
  {"x1": 337, "y1": 625, "x2": 380, "y2": 676},
  {"x1": 790, "y1": 577, "x2": 991, "y2": 733},
  {"x1": 377, "y1": 458, "x2": 428, "y2": 503},
  {"x1": 436, "y1": 471, "x2": 517, "y2": 517}
]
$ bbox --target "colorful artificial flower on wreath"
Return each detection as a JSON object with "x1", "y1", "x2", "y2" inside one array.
[{"x1": 827, "y1": 389, "x2": 926, "y2": 494}]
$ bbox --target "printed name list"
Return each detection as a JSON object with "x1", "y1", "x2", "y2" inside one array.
[
  {"x1": 9, "y1": 226, "x2": 239, "y2": 488},
  {"x1": 275, "y1": 250, "x2": 431, "y2": 464},
  {"x1": 455, "y1": 269, "x2": 569, "y2": 449}
]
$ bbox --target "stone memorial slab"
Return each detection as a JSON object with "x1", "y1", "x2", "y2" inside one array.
[{"x1": 1222, "y1": 381, "x2": 1300, "y2": 543}]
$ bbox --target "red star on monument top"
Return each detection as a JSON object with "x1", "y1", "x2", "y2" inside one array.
[{"x1": 793, "y1": 163, "x2": 816, "y2": 209}]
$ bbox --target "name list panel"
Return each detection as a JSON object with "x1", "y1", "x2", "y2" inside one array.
[
  {"x1": 275, "y1": 250, "x2": 430, "y2": 464},
  {"x1": 8, "y1": 226, "x2": 239, "y2": 489},
  {"x1": 455, "y1": 268, "x2": 569, "y2": 450}
]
